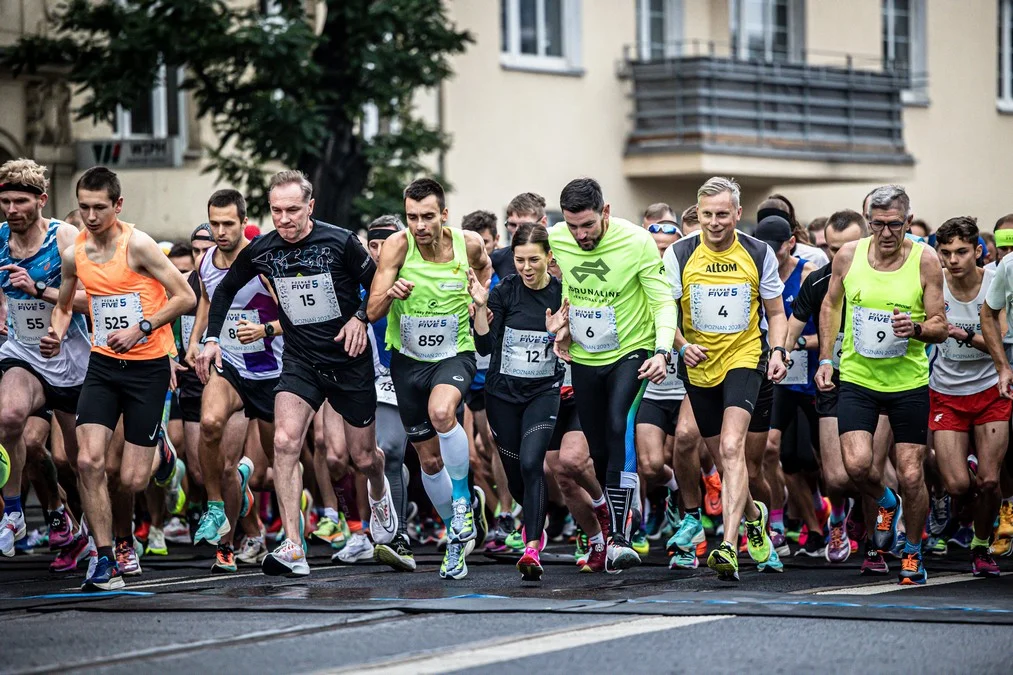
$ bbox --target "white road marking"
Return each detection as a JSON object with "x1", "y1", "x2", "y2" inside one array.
[
  {"x1": 814, "y1": 573, "x2": 983, "y2": 595},
  {"x1": 60, "y1": 571, "x2": 264, "y2": 592},
  {"x1": 322, "y1": 615, "x2": 731, "y2": 675}
]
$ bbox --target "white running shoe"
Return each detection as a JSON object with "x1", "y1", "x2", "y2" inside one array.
[
  {"x1": 262, "y1": 538, "x2": 310, "y2": 577},
  {"x1": 333, "y1": 532, "x2": 374, "y2": 563},
  {"x1": 368, "y1": 476, "x2": 398, "y2": 545},
  {"x1": 0, "y1": 512, "x2": 27, "y2": 557},
  {"x1": 164, "y1": 516, "x2": 191, "y2": 544}
]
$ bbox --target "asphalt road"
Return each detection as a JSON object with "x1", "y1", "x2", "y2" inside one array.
[{"x1": 3, "y1": 523, "x2": 1013, "y2": 675}]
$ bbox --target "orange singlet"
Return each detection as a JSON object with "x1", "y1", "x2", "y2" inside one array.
[{"x1": 74, "y1": 222, "x2": 174, "y2": 360}]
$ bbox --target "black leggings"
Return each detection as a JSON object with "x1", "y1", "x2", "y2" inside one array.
[
  {"x1": 485, "y1": 390, "x2": 559, "y2": 544},
  {"x1": 571, "y1": 349, "x2": 650, "y2": 536},
  {"x1": 772, "y1": 386, "x2": 820, "y2": 474}
]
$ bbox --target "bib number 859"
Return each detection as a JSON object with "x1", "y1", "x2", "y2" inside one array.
[{"x1": 418, "y1": 334, "x2": 445, "y2": 347}]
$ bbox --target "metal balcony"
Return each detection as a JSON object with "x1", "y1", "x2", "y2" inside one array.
[{"x1": 621, "y1": 43, "x2": 915, "y2": 183}]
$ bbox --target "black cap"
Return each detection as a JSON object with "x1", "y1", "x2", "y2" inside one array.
[{"x1": 754, "y1": 215, "x2": 793, "y2": 252}]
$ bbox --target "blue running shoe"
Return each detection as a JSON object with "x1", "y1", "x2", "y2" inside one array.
[
  {"x1": 81, "y1": 555, "x2": 125, "y2": 591},
  {"x1": 898, "y1": 550, "x2": 927, "y2": 585},
  {"x1": 194, "y1": 501, "x2": 230, "y2": 545},
  {"x1": 927, "y1": 494, "x2": 951, "y2": 537},
  {"x1": 948, "y1": 524, "x2": 974, "y2": 549},
  {"x1": 667, "y1": 512, "x2": 705, "y2": 554},
  {"x1": 238, "y1": 457, "x2": 254, "y2": 518},
  {"x1": 758, "y1": 545, "x2": 784, "y2": 573},
  {"x1": 874, "y1": 497, "x2": 902, "y2": 553}
]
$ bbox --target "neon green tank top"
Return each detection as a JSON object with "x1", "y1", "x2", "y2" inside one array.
[
  {"x1": 841, "y1": 237, "x2": 927, "y2": 392},
  {"x1": 385, "y1": 226, "x2": 475, "y2": 361}
]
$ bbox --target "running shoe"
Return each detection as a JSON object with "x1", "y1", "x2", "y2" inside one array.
[
  {"x1": 518, "y1": 546, "x2": 543, "y2": 581},
  {"x1": 645, "y1": 498, "x2": 666, "y2": 541},
  {"x1": 785, "y1": 522, "x2": 802, "y2": 544},
  {"x1": 667, "y1": 512, "x2": 705, "y2": 554},
  {"x1": 504, "y1": 529, "x2": 524, "y2": 553},
  {"x1": 146, "y1": 527, "x2": 168, "y2": 556},
  {"x1": 889, "y1": 531, "x2": 907, "y2": 559},
  {"x1": 0, "y1": 511, "x2": 26, "y2": 557},
  {"x1": 164, "y1": 516, "x2": 191, "y2": 545},
  {"x1": 440, "y1": 538, "x2": 474, "y2": 580},
  {"x1": 212, "y1": 544, "x2": 237, "y2": 574},
  {"x1": 967, "y1": 453, "x2": 978, "y2": 478},
  {"x1": 48, "y1": 509, "x2": 74, "y2": 549},
  {"x1": 702, "y1": 514, "x2": 718, "y2": 536},
  {"x1": 159, "y1": 455, "x2": 187, "y2": 517},
  {"x1": 194, "y1": 502, "x2": 230, "y2": 545},
  {"x1": 631, "y1": 509, "x2": 650, "y2": 556},
  {"x1": 115, "y1": 539, "x2": 142, "y2": 576},
  {"x1": 85, "y1": 538, "x2": 98, "y2": 579},
  {"x1": 702, "y1": 471, "x2": 723, "y2": 516},
  {"x1": 368, "y1": 476, "x2": 398, "y2": 545},
  {"x1": 825, "y1": 520, "x2": 851, "y2": 563},
  {"x1": 50, "y1": 534, "x2": 94, "y2": 573},
  {"x1": 374, "y1": 534, "x2": 416, "y2": 572},
  {"x1": 580, "y1": 539, "x2": 607, "y2": 572},
  {"x1": 997, "y1": 501, "x2": 1013, "y2": 539},
  {"x1": 696, "y1": 539, "x2": 708, "y2": 557},
  {"x1": 927, "y1": 493, "x2": 952, "y2": 537},
  {"x1": 450, "y1": 496, "x2": 476, "y2": 542},
  {"x1": 236, "y1": 531, "x2": 268, "y2": 565},
  {"x1": 991, "y1": 535, "x2": 1013, "y2": 558},
  {"x1": 472, "y1": 486, "x2": 488, "y2": 546},
  {"x1": 796, "y1": 527, "x2": 826, "y2": 558},
  {"x1": 898, "y1": 550, "x2": 927, "y2": 585},
  {"x1": 744, "y1": 502, "x2": 772, "y2": 563},
  {"x1": 971, "y1": 545, "x2": 1001, "y2": 577},
  {"x1": 873, "y1": 496, "x2": 902, "y2": 553},
  {"x1": 669, "y1": 549, "x2": 698, "y2": 570},
  {"x1": 238, "y1": 457, "x2": 254, "y2": 518},
  {"x1": 860, "y1": 540, "x2": 889, "y2": 575},
  {"x1": 926, "y1": 536, "x2": 948, "y2": 556},
  {"x1": 485, "y1": 514, "x2": 515, "y2": 553},
  {"x1": 334, "y1": 532, "x2": 374, "y2": 563},
  {"x1": 17, "y1": 527, "x2": 47, "y2": 553},
  {"x1": 658, "y1": 491, "x2": 681, "y2": 541},
  {"x1": 81, "y1": 555, "x2": 124, "y2": 591},
  {"x1": 419, "y1": 517, "x2": 439, "y2": 545},
  {"x1": 605, "y1": 534, "x2": 641, "y2": 574},
  {"x1": 948, "y1": 524, "x2": 974, "y2": 549},
  {"x1": 574, "y1": 528, "x2": 590, "y2": 565},
  {"x1": 134, "y1": 520, "x2": 150, "y2": 545},
  {"x1": 263, "y1": 538, "x2": 310, "y2": 577},
  {"x1": 758, "y1": 546, "x2": 784, "y2": 573},
  {"x1": 593, "y1": 501, "x2": 611, "y2": 541},
  {"x1": 313, "y1": 517, "x2": 344, "y2": 545},
  {"x1": 707, "y1": 541, "x2": 739, "y2": 581},
  {"x1": 770, "y1": 528, "x2": 790, "y2": 557}
]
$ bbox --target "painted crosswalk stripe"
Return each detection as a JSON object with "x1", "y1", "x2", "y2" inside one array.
[{"x1": 814, "y1": 573, "x2": 982, "y2": 595}]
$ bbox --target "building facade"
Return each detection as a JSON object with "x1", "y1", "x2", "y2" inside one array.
[{"x1": 0, "y1": 1, "x2": 1010, "y2": 239}]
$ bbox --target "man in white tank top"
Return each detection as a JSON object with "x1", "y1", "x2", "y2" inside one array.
[
  {"x1": 185, "y1": 189, "x2": 285, "y2": 573},
  {"x1": 931, "y1": 217, "x2": 1008, "y2": 578}
]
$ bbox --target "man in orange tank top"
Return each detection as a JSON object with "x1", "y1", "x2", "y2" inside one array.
[{"x1": 47, "y1": 166, "x2": 196, "y2": 591}]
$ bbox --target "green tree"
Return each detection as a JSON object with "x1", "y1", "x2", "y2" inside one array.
[{"x1": 7, "y1": 0, "x2": 471, "y2": 227}]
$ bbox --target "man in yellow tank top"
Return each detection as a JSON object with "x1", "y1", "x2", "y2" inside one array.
[
  {"x1": 47, "y1": 166, "x2": 195, "y2": 591},
  {"x1": 816, "y1": 185, "x2": 946, "y2": 586},
  {"x1": 368, "y1": 178, "x2": 492, "y2": 581}
]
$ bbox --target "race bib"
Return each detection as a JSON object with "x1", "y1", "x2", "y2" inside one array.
[
  {"x1": 375, "y1": 372, "x2": 397, "y2": 406},
  {"x1": 275, "y1": 274, "x2": 340, "y2": 326},
  {"x1": 181, "y1": 315, "x2": 196, "y2": 350},
  {"x1": 563, "y1": 363, "x2": 572, "y2": 388},
  {"x1": 939, "y1": 326, "x2": 990, "y2": 362},
  {"x1": 832, "y1": 332, "x2": 844, "y2": 369},
  {"x1": 653, "y1": 360, "x2": 681, "y2": 391},
  {"x1": 91, "y1": 293, "x2": 144, "y2": 348},
  {"x1": 7, "y1": 297, "x2": 52, "y2": 346},
  {"x1": 221, "y1": 309, "x2": 264, "y2": 354},
  {"x1": 569, "y1": 306, "x2": 619, "y2": 353},
  {"x1": 475, "y1": 351, "x2": 491, "y2": 370},
  {"x1": 689, "y1": 283, "x2": 750, "y2": 333},
  {"x1": 501, "y1": 327, "x2": 556, "y2": 379},
  {"x1": 400, "y1": 314, "x2": 458, "y2": 361},
  {"x1": 852, "y1": 306, "x2": 906, "y2": 359},
  {"x1": 782, "y1": 349, "x2": 809, "y2": 385}
]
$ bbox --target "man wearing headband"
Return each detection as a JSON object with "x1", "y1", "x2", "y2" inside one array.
[
  {"x1": 817, "y1": 184, "x2": 947, "y2": 586},
  {"x1": 0, "y1": 159, "x2": 91, "y2": 565}
]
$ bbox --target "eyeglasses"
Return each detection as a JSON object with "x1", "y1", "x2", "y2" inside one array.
[
  {"x1": 506, "y1": 220, "x2": 537, "y2": 229},
  {"x1": 648, "y1": 221, "x2": 680, "y2": 235},
  {"x1": 869, "y1": 220, "x2": 906, "y2": 233}
]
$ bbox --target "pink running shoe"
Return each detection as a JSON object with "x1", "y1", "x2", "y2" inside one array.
[
  {"x1": 517, "y1": 547, "x2": 543, "y2": 581},
  {"x1": 48, "y1": 510, "x2": 75, "y2": 550},
  {"x1": 50, "y1": 535, "x2": 95, "y2": 573}
]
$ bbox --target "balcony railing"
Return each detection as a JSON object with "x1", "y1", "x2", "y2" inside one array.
[{"x1": 621, "y1": 42, "x2": 915, "y2": 166}]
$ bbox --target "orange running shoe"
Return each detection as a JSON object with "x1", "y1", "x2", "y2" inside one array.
[{"x1": 702, "y1": 471, "x2": 722, "y2": 516}]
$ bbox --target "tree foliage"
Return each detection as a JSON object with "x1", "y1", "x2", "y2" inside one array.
[{"x1": 7, "y1": 0, "x2": 472, "y2": 226}]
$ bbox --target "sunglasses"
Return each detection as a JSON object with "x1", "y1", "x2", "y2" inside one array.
[{"x1": 648, "y1": 221, "x2": 680, "y2": 235}]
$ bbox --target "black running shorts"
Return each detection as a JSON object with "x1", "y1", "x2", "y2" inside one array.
[{"x1": 76, "y1": 353, "x2": 170, "y2": 447}]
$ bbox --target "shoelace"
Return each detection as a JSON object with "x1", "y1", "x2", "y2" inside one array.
[
  {"x1": 876, "y1": 506, "x2": 895, "y2": 531},
  {"x1": 901, "y1": 554, "x2": 920, "y2": 572},
  {"x1": 445, "y1": 542, "x2": 461, "y2": 569},
  {"x1": 829, "y1": 525, "x2": 844, "y2": 549},
  {"x1": 451, "y1": 499, "x2": 470, "y2": 533},
  {"x1": 745, "y1": 521, "x2": 765, "y2": 548}
]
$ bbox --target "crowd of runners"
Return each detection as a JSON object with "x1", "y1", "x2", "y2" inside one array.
[{"x1": 1, "y1": 156, "x2": 1012, "y2": 591}]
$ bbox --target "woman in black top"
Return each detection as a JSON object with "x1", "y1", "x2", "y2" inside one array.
[{"x1": 469, "y1": 223, "x2": 564, "y2": 581}]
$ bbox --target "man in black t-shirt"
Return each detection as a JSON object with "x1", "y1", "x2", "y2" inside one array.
[{"x1": 198, "y1": 171, "x2": 397, "y2": 578}]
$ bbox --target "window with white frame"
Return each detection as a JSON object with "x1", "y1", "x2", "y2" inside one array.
[
  {"x1": 500, "y1": 0, "x2": 582, "y2": 73},
  {"x1": 730, "y1": 0, "x2": 804, "y2": 63},
  {"x1": 882, "y1": 0, "x2": 927, "y2": 100},
  {"x1": 112, "y1": 65, "x2": 185, "y2": 139},
  {"x1": 999, "y1": 0, "x2": 1013, "y2": 110},
  {"x1": 637, "y1": 0, "x2": 683, "y2": 60}
]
